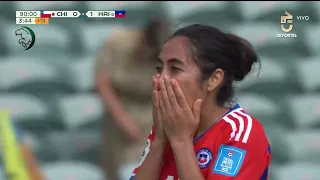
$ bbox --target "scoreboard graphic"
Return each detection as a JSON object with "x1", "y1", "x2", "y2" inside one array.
[{"x1": 16, "y1": 10, "x2": 126, "y2": 25}]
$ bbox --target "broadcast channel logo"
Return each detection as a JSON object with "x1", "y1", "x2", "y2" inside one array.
[
  {"x1": 277, "y1": 11, "x2": 297, "y2": 38},
  {"x1": 277, "y1": 11, "x2": 310, "y2": 38}
]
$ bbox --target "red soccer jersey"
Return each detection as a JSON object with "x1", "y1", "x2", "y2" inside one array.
[{"x1": 130, "y1": 104, "x2": 271, "y2": 180}]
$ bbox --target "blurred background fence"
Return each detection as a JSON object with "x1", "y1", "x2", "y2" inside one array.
[{"x1": 0, "y1": 1, "x2": 320, "y2": 180}]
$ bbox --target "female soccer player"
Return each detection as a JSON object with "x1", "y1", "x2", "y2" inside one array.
[{"x1": 130, "y1": 24, "x2": 271, "y2": 180}]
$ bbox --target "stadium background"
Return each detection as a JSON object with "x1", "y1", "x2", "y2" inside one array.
[{"x1": 0, "y1": 1, "x2": 320, "y2": 180}]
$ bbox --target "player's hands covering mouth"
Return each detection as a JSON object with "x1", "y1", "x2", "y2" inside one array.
[
  {"x1": 152, "y1": 74, "x2": 168, "y2": 145},
  {"x1": 158, "y1": 75, "x2": 202, "y2": 145}
]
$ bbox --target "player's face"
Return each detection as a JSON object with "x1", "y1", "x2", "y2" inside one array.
[{"x1": 156, "y1": 36, "x2": 206, "y2": 108}]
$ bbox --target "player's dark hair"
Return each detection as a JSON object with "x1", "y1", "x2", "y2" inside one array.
[{"x1": 171, "y1": 24, "x2": 260, "y2": 106}]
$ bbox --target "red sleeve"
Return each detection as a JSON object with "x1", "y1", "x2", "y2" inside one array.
[
  {"x1": 207, "y1": 120, "x2": 271, "y2": 180},
  {"x1": 130, "y1": 126, "x2": 155, "y2": 179}
]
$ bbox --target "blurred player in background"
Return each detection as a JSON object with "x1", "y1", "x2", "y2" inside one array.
[
  {"x1": 16, "y1": 125, "x2": 45, "y2": 180},
  {"x1": 132, "y1": 24, "x2": 271, "y2": 180},
  {"x1": 95, "y1": 19, "x2": 169, "y2": 180},
  {"x1": 1, "y1": 122, "x2": 44, "y2": 180}
]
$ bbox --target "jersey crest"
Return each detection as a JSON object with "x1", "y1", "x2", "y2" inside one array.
[{"x1": 196, "y1": 148, "x2": 213, "y2": 169}]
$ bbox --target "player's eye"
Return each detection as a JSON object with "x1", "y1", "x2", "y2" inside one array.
[
  {"x1": 155, "y1": 66, "x2": 163, "y2": 73},
  {"x1": 171, "y1": 66, "x2": 182, "y2": 72}
]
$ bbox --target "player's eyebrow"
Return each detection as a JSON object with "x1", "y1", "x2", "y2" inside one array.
[
  {"x1": 168, "y1": 58, "x2": 185, "y2": 67},
  {"x1": 157, "y1": 57, "x2": 185, "y2": 66}
]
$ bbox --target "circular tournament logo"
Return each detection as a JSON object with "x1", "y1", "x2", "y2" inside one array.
[
  {"x1": 14, "y1": 26, "x2": 36, "y2": 50},
  {"x1": 196, "y1": 148, "x2": 213, "y2": 169}
]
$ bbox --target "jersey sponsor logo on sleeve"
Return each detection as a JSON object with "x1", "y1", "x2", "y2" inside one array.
[
  {"x1": 138, "y1": 139, "x2": 151, "y2": 166},
  {"x1": 196, "y1": 148, "x2": 213, "y2": 169},
  {"x1": 212, "y1": 145, "x2": 246, "y2": 177}
]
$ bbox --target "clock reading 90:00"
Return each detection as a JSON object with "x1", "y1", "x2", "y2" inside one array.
[{"x1": 20, "y1": 11, "x2": 37, "y2": 17}]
